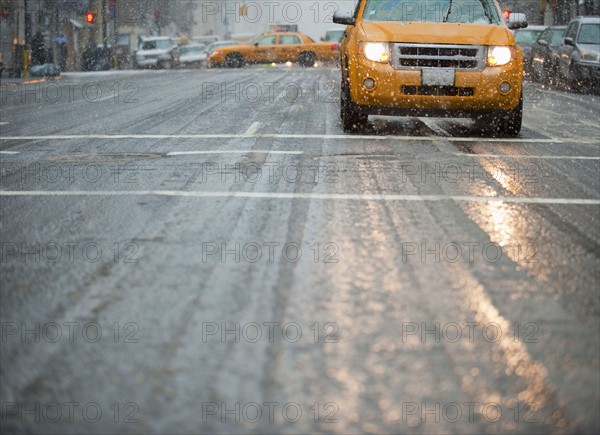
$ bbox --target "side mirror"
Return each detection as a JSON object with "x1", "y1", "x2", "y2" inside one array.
[
  {"x1": 537, "y1": 39, "x2": 548, "y2": 46},
  {"x1": 333, "y1": 12, "x2": 355, "y2": 26},
  {"x1": 507, "y1": 13, "x2": 528, "y2": 30},
  {"x1": 564, "y1": 37, "x2": 575, "y2": 46}
]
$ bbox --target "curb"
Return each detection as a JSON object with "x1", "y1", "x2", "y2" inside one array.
[{"x1": 0, "y1": 76, "x2": 64, "y2": 89}]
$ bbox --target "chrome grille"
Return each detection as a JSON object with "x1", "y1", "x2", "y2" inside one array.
[{"x1": 391, "y1": 43, "x2": 484, "y2": 70}]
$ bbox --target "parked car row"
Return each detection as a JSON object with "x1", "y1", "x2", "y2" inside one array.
[
  {"x1": 133, "y1": 36, "x2": 263, "y2": 69},
  {"x1": 134, "y1": 30, "x2": 344, "y2": 70},
  {"x1": 176, "y1": 40, "x2": 241, "y2": 68},
  {"x1": 132, "y1": 35, "x2": 219, "y2": 69},
  {"x1": 514, "y1": 16, "x2": 599, "y2": 93}
]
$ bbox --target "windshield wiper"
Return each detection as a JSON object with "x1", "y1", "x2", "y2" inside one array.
[
  {"x1": 481, "y1": 0, "x2": 493, "y2": 23},
  {"x1": 443, "y1": 0, "x2": 454, "y2": 22}
]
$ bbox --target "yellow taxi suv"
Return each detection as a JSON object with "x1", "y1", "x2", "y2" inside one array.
[
  {"x1": 207, "y1": 32, "x2": 340, "y2": 68},
  {"x1": 333, "y1": 0, "x2": 528, "y2": 135}
]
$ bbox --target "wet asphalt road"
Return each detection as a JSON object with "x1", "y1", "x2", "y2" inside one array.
[{"x1": 0, "y1": 67, "x2": 599, "y2": 434}]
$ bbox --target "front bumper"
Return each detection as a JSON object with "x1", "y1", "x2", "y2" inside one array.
[
  {"x1": 348, "y1": 59, "x2": 523, "y2": 114},
  {"x1": 136, "y1": 58, "x2": 159, "y2": 67},
  {"x1": 180, "y1": 60, "x2": 204, "y2": 68},
  {"x1": 572, "y1": 61, "x2": 600, "y2": 81},
  {"x1": 206, "y1": 55, "x2": 225, "y2": 68}
]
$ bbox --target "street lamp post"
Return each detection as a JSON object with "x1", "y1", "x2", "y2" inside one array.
[{"x1": 101, "y1": 0, "x2": 107, "y2": 48}]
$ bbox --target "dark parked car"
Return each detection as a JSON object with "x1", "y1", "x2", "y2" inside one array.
[
  {"x1": 530, "y1": 25, "x2": 567, "y2": 84},
  {"x1": 514, "y1": 26, "x2": 547, "y2": 78},
  {"x1": 29, "y1": 63, "x2": 61, "y2": 77},
  {"x1": 556, "y1": 16, "x2": 600, "y2": 92}
]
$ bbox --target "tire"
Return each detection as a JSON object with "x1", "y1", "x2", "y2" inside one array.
[
  {"x1": 532, "y1": 62, "x2": 544, "y2": 83},
  {"x1": 475, "y1": 93, "x2": 522, "y2": 137},
  {"x1": 340, "y1": 81, "x2": 367, "y2": 132},
  {"x1": 225, "y1": 53, "x2": 244, "y2": 68},
  {"x1": 568, "y1": 65, "x2": 586, "y2": 93},
  {"x1": 549, "y1": 61, "x2": 562, "y2": 88},
  {"x1": 159, "y1": 59, "x2": 173, "y2": 69},
  {"x1": 538, "y1": 61, "x2": 552, "y2": 84},
  {"x1": 298, "y1": 52, "x2": 316, "y2": 68}
]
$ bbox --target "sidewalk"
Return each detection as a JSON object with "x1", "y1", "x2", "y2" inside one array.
[{"x1": 0, "y1": 74, "x2": 64, "y2": 89}]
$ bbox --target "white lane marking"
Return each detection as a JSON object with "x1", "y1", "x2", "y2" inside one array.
[
  {"x1": 1, "y1": 190, "x2": 598, "y2": 205},
  {"x1": 521, "y1": 121, "x2": 558, "y2": 139},
  {"x1": 62, "y1": 70, "x2": 160, "y2": 78},
  {"x1": 0, "y1": 150, "x2": 592, "y2": 159},
  {"x1": 0, "y1": 134, "x2": 577, "y2": 143},
  {"x1": 96, "y1": 94, "x2": 119, "y2": 102},
  {"x1": 167, "y1": 150, "x2": 302, "y2": 156},
  {"x1": 0, "y1": 122, "x2": 9, "y2": 126},
  {"x1": 576, "y1": 119, "x2": 600, "y2": 129},
  {"x1": 244, "y1": 122, "x2": 261, "y2": 135},
  {"x1": 451, "y1": 153, "x2": 600, "y2": 160},
  {"x1": 419, "y1": 118, "x2": 451, "y2": 136}
]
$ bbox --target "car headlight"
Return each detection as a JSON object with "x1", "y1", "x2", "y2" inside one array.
[
  {"x1": 487, "y1": 46, "x2": 514, "y2": 66},
  {"x1": 579, "y1": 50, "x2": 599, "y2": 62},
  {"x1": 360, "y1": 42, "x2": 390, "y2": 63}
]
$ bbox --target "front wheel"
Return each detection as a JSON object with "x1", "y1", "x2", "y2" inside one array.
[
  {"x1": 298, "y1": 52, "x2": 316, "y2": 68},
  {"x1": 159, "y1": 59, "x2": 173, "y2": 69},
  {"x1": 225, "y1": 53, "x2": 245, "y2": 68},
  {"x1": 568, "y1": 65, "x2": 588, "y2": 93},
  {"x1": 340, "y1": 82, "x2": 367, "y2": 132},
  {"x1": 531, "y1": 62, "x2": 544, "y2": 83}
]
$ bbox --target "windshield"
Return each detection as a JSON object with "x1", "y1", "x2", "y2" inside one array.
[
  {"x1": 515, "y1": 30, "x2": 545, "y2": 45},
  {"x1": 578, "y1": 23, "x2": 600, "y2": 45},
  {"x1": 362, "y1": 0, "x2": 499, "y2": 24},
  {"x1": 141, "y1": 39, "x2": 172, "y2": 50},
  {"x1": 551, "y1": 28, "x2": 566, "y2": 46}
]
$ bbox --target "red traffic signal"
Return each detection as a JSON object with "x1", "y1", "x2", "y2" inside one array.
[
  {"x1": 85, "y1": 12, "x2": 96, "y2": 23},
  {"x1": 503, "y1": 9, "x2": 510, "y2": 20}
]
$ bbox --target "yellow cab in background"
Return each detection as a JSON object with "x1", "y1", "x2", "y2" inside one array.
[
  {"x1": 207, "y1": 32, "x2": 340, "y2": 68},
  {"x1": 334, "y1": 0, "x2": 528, "y2": 135}
]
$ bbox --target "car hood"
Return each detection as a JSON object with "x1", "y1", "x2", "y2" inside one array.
[
  {"x1": 137, "y1": 48, "x2": 172, "y2": 56},
  {"x1": 578, "y1": 43, "x2": 600, "y2": 56},
  {"x1": 358, "y1": 22, "x2": 514, "y2": 45}
]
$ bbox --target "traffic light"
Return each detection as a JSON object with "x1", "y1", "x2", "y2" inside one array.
[
  {"x1": 85, "y1": 12, "x2": 96, "y2": 23},
  {"x1": 503, "y1": 9, "x2": 510, "y2": 20}
]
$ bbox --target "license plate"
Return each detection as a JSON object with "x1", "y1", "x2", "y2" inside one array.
[{"x1": 422, "y1": 68, "x2": 455, "y2": 86}]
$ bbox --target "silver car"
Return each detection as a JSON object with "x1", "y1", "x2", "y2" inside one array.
[
  {"x1": 178, "y1": 44, "x2": 207, "y2": 68},
  {"x1": 135, "y1": 37, "x2": 179, "y2": 69}
]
